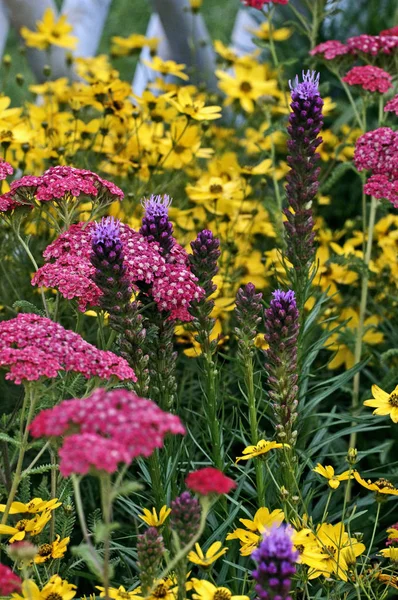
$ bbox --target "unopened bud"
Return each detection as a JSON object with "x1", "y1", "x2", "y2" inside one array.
[
  {"x1": 15, "y1": 73, "x2": 24, "y2": 86},
  {"x1": 346, "y1": 447, "x2": 357, "y2": 466},
  {"x1": 43, "y1": 64, "x2": 51, "y2": 77}
]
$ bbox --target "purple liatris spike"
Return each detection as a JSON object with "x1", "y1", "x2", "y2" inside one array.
[
  {"x1": 235, "y1": 283, "x2": 263, "y2": 345},
  {"x1": 137, "y1": 527, "x2": 165, "y2": 595},
  {"x1": 189, "y1": 229, "x2": 221, "y2": 298},
  {"x1": 170, "y1": 491, "x2": 201, "y2": 548},
  {"x1": 140, "y1": 194, "x2": 174, "y2": 256},
  {"x1": 265, "y1": 290, "x2": 299, "y2": 446},
  {"x1": 252, "y1": 525, "x2": 298, "y2": 600},
  {"x1": 284, "y1": 70, "x2": 323, "y2": 277}
]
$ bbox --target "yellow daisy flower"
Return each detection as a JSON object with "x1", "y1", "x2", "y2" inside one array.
[
  {"x1": 379, "y1": 548, "x2": 398, "y2": 562},
  {"x1": 191, "y1": 579, "x2": 249, "y2": 600},
  {"x1": 187, "y1": 541, "x2": 228, "y2": 567},
  {"x1": 138, "y1": 505, "x2": 171, "y2": 527},
  {"x1": 0, "y1": 511, "x2": 52, "y2": 543},
  {"x1": 353, "y1": 472, "x2": 398, "y2": 496},
  {"x1": 363, "y1": 384, "x2": 398, "y2": 423},
  {"x1": 249, "y1": 22, "x2": 292, "y2": 42},
  {"x1": 96, "y1": 586, "x2": 143, "y2": 600},
  {"x1": 216, "y1": 64, "x2": 278, "y2": 113},
  {"x1": 292, "y1": 528, "x2": 329, "y2": 573},
  {"x1": 387, "y1": 528, "x2": 398, "y2": 541},
  {"x1": 166, "y1": 89, "x2": 222, "y2": 121},
  {"x1": 12, "y1": 575, "x2": 76, "y2": 600},
  {"x1": 142, "y1": 57, "x2": 189, "y2": 81},
  {"x1": 235, "y1": 439, "x2": 290, "y2": 463},
  {"x1": 311, "y1": 522, "x2": 365, "y2": 581},
  {"x1": 226, "y1": 507, "x2": 284, "y2": 555},
  {"x1": 34, "y1": 535, "x2": 70, "y2": 563},
  {"x1": 0, "y1": 498, "x2": 61, "y2": 515},
  {"x1": 312, "y1": 464, "x2": 354, "y2": 490},
  {"x1": 20, "y1": 8, "x2": 77, "y2": 51}
]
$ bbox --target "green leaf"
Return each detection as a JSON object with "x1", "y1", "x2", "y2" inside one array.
[
  {"x1": 12, "y1": 300, "x2": 44, "y2": 316},
  {"x1": 111, "y1": 481, "x2": 143, "y2": 501},
  {"x1": 0, "y1": 433, "x2": 21, "y2": 446}
]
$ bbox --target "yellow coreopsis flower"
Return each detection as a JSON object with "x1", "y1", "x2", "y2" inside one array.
[
  {"x1": 112, "y1": 34, "x2": 159, "y2": 56},
  {"x1": 312, "y1": 464, "x2": 354, "y2": 490},
  {"x1": 353, "y1": 472, "x2": 398, "y2": 497},
  {"x1": 379, "y1": 548, "x2": 398, "y2": 562},
  {"x1": 292, "y1": 528, "x2": 329, "y2": 573},
  {"x1": 138, "y1": 505, "x2": 171, "y2": 527},
  {"x1": 387, "y1": 528, "x2": 398, "y2": 541},
  {"x1": 311, "y1": 522, "x2": 365, "y2": 581},
  {"x1": 0, "y1": 498, "x2": 61, "y2": 515},
  {"x1": 12, "y1": 575, "x2": 76, "y2": 600},
  {"x1": 363, "y1": 384, "x2": 398, "y2": 423},
  {"x1": 20, "y1": 8, "x2": 77, "y2": 50},
  {"x1": 216, "y1": 64, "x2": 278, "y2": 113},
  {"x1": 249, "y1": 21, "x2": 292, "y2": 41},
  {"x1": 34, "y1": 535, "x2": 70, "y2": 563},
  {"x1": 166, "y1": 89, "x2": 222, "y2": 121},
  {"x1": 0, "y1": 511, "x2": 52, "y2": 543},
  {"x1": 236, "y1": 439, "x2": 290, "y2": 463},
  {"x1": 191, "y1": 579, "x2": 249, "y2": 600},
  {"x1": 226, "y1": 507, "x2": 285, "y2": 555},
  {"x1": 188, "y1": 541, "x2": 228, "y2": 567},
  {"x1": 143, "y1": 57, "x2": 189, "y2": 81},
  {"x1": 96, "y1": 586, "x2": 143, "y2": 600}
]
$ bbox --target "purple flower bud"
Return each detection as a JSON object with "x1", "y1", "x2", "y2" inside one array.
[
  {"x1": 265, "y1": 290, "x2": 299, "y2": 445},
  {"x1": 140, "y1": 194, "x2": 174, "y2": 256},
  {"x1": 170, "y1": 491, "x2": 201, "y2": 547},
  {"x1": 189, "y1": 229, "x2": 221, "y2": 298},
  {"x1": 137, "y1": 527, "x2": 165, "y2": 595},
  {"x1": 252, "y1": 525, "x2": 298, "y2": 600},
  {"x1": 235, "y1": 283, "x2": 263, "y2": 344}
]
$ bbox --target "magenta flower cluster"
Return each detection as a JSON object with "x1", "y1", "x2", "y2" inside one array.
[
  {"x1": 343, "y1": 65, "x2": 392, "y2": 93},
  {"x1": 32, "y1": 220, "x2": 203, "y2": 321},
  {"x1": 0, "y1": 165, "x2": 123, "y2": 211},
  {"x1": 0, "y1": 160, "x2": 13, "y2": 181},
  {"x1": 354, "y1": 127, "x2": 398, "y2": 208},
  {"x1": 311, "y1": 29, "x2": 398, "y2": 59},
  {"x1": 0, "y1": 313, "x2": 135, "y2": 384},
  {"x1": 0, "y1": 564, "x2": 21, "y2": 595},
  {"x1": 30, "y1": 387, "x2": 185, "y2": 476}
]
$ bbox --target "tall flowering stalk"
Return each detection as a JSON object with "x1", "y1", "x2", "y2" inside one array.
[
  {"x1": 91, "y1": 217, "x2": 150, "y2": 396},
  {"x1": 234, "y1": 283, "x2": 265, "y2": 504},
  {"x1": 264, "y1": 290, "x2": 299, "y2": 495},
  {"x1": 284, "y1": 70, "x2": 324, "y2": 316},
  {"x1": 189, "y1": 230, "x2": 222, "y2": 469}
]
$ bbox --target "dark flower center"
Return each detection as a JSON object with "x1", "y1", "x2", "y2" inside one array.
[
  {"x1": 214, "y1": 590, "x2": 232, "y2": 600},
  {"x1": 389, "y1": 393, "x2": 398, "y2": 407},
  {"x1": 240, "y1": 82, "x2": 252, "y2": 93},
  {"x1": 173, "y1": 145, "x2": 185, "y2": 154},
  {"x1": 46, "y1": 594, "x2": 63, "y2": 600},
  {"x1": 16, "y1": 519, "x2": 29, "y2": 531},
  {"x1": 326, "y1": 545, "x2": 336, "y2": 557},
  {"x1": 118, "y1": 592, "x2": 131, "y2": 599},
  {"x1": 153, "y1": 584, "x2": 168, "y2": 598},
  {"x1": 374, "y1": 478, "x2": 395, "y2": 490},
  {"x1": 38, "y1": 543, "x2": 53, "y2": 557},
  {"x1": 295, "y1": 544, "x2": 304, "y2": 554},
  {"x1": 209, "y1": 184, "x2": 223, "y2": 194}
]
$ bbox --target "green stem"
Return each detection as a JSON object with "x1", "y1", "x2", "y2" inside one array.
[
  {"x1": 50, "y1": 450, "x2": 57, "y2": 541},
  {"x1": 321, "y1": 490, "x2": 333, "y2": 523},
  {"x1": 203, "y1": 346, "x2": 222, "y2": 470},
  {"x1": 148, "y1": 451, "x2": 165, "y2": 511},
  {"x1": 349, "y1": 196, "x2": 378, "y2": 451},
  {"x1": 15, "y1": 231, "x2": 50, "y2": 318},
  {"x1": 71, "y1": 475, "x2": 103, "y2": 575},
  {"x1": 100, "y1": 474, "x2": 113, "y2": 600},
  {"x1": 244, "y1": 352, "x2": 264, "y2": 506},
  {"x1": 1, "y1": 384, "x2": 37, "y2": 525},
  {"x1": 360, "y1": 502, "x2": 381, "y2": 577}
]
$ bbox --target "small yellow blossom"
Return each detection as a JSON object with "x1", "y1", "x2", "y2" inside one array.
[
  {"x1": 143, "y1": 57, "x2": 189, "y2": 81},
  {"x1": 387, "y1": 528, "x2": 398, "y2": 541},
  {"x1": 96, "y1": 586, "x2": 143, "y2": 600},
  {"x1": 191, "y1": 579, "x2": 249, "y2": 600},
  {"x1": 292, "y1": 528, "x2": 329, "y2": 573},
  {"x1": 379, "y1": 548, "x2": 398, "y2": 563},
  {"x1": 166, "y1": 88, "x2": 222, "y2": 121},
  {"x1": 12, "y1": 575, "x2": 76, "y2": 600},
  {"x1": 138, "y1": 505, "x2": 171, "y2": 527},
  {"x1": 216, "y1": 64, "x2": 278, "y2": 113},
  {"x1": 363, "y1": 384, "x2": 398, "y2": 423},
  {"x1": 353, "y1": 472, "x2": 398, "y2": 496},
  {"x1": 236, "y1": 439, "x2": 290, "y2": 463},
  {"x1": 226, "y1": 507, "x2": 284, "y2": 555},
  {"x1": 0, "y1": 511, "x2": 52, "y2": 543},
  {"x1": 187, "y1": 541, "x2": 228, "y2": 567},
  {"x1": 0, "y1": 498, "x2": 61, "y2": 515},
  {"x1": 249, "y1": 22, "x2": 292, "y2": 42},
  {"x1": 34, "y1": 535, "x2": 70, "y2": 563},
  {"x1": 312, "y1": 464, "x2": 354, "y2": 490},
  {"x1": 20, "y1": 8, "x2": 77, "y2": 50}
]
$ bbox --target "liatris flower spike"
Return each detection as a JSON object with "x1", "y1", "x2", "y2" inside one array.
[
  {"x1": 252, "y1": 525, "x2": 298, "y2": 600},
  {"x1": 264, "y1": 290, "x2": 299, "y2": 446},
  {"x1": 189, "y1": 229, "x2": 221, "y2": 297},
  {"x1": 284, "y1": 71, "x2": 323, "y2": 290},
  {"x1": 170, "y1": 492, "x2": 202, "y2": 547},
  {"x1": 234, "y1": 283, "x2": 263, "y2": 347},
  {"x1": 137, "y1": 527, "x2": 165, "y2": 595},
  {"x1": 140, "y1": 194, "x2": 174, "y2": 256}
]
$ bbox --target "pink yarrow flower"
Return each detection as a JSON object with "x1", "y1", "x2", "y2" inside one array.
[
  {"x1": 364, "y1": 175, "x2": 398, "y2": 208},
  {"x1": 6, "y1": 165, "x2": 123, "y2": 209},
  {"x1": 185, "y1": 467, "x2": 236, "y2": 495},
  {"x1": 310, "y1": 40, "x2": 349, "y2": 60},
  {"x1": 385, "y1": 94, "x2": 398, "y2": 116},
  {"x1": 0, "y1": 313, "x2": 135, "y2": 384},
  {"x1": 30, "y1": 388, "x2": 185, "y2": 475},
  {"x1": 0, "y1": 160, "x2": 13, "y2": 181},
  {"x1": 242, "y1": 0, "x2": 288, "y2": 8},
  {"x1": 342, "y1": 65, "x2": 392, "y2": 93},
  {"x1": 347, "y1": 34, "x2": 398, "y2": 56},
  {"x1": 0, "y1": 563, "x2": 21, "y2": 595},
  {"x1": 32, "y1": 221, "x2": 204, "y2": 321}
]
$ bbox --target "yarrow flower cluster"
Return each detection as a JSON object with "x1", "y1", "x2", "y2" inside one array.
[
  {"x1": 354, "y1": 127, "x2": 398, "y2": 208},
  {"x1": 346, "y1": 33, "x2": 398, "y2": 56},
  {"x1": 0, "y1": 160, "x2": 13, "y2": 181},
  {"x1": 30, "y1": 387, "x2": 185, "y2": 476},
  {"x1": 385, "y1": 94, "x2": 398, "y2": 116},
  {"x1": 264, "y1": 290, "x2": 299, "y2": 445},
  {"x1": 0, "y1": 563, "x2": 21, "y2": 595},
  {"x1": 140, "y1": 194, "x2": 174, "y2": 256},
  {"x1": 33, "y1": 220, "x2": 203, "y2": 321},
  {"x1": 242, "y1": 0, "x2": 288, "y2": 7},
  {"x1": 0, "y1": 313, "x2": 135, "y2": 384},
  {"x1": 185, "y1": 467, "x2": 236, "y2": 496},
  {"x1": 342, "y1": 65, "x2": 392, "y2": 93},
  {"x1": 2, "y1": 165, "x2": 123, "y2": 208},
  {"x1": 284, "y1": 71, "x2": 323, "y2": 273},
  {"x1": 310, "y1": 40, "x2": 349, "y2": 60},
  {"x1": 252, "y1": 525, "x2": 298, "y2": 600}
]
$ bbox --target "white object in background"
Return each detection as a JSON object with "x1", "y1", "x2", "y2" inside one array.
[
  {"x1": 231, "y1": 8, "x2": 259, "y2": 56},
  {"x1": 132, "y1": 13, "x2": 171, "y2": 97},
  {"x1": 61, "y1": 0, "x2": 112, "y2": 58},
  {"x1": 0, "y1": 0, "x2": 10, "y2": 60}
]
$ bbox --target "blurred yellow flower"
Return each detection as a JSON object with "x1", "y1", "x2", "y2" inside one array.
[
  {"x1": 143, "y1": 57, "x2": 189, "y2": 81},
  {"x1": 226, "y1": 507, "x2": 285, "y2": 555},
  {"x1": 191, "y1": 579, "x2": 249, "y2": 600},
  {"x1": 12, "y1": 575, "x2": 76, "y2": 600},
  {"x1": 363, "y1": 384, "x2": 398, "y2": 423},
  {"x1": 187, "y1": 541, "x2": 228, "y2": 567},
  {"x1": 249, "y1": 22, "x2": 292, "y2": 41},
  {"x1": 0, "y1": 498, "x2": 61, "y2": 515},
  {"x1": 353, "y1": 472, "x2": 398, "y2": 496},
  {"x1": 20, "y1": 8, "x2": 77, "y2": 50},
  {"x1": 166, "y1": 88, "x2": 222, "y2": 121},
  {"x1": 216, "y1": 64, "x2": 277, "y2": 113},
  {"x1": 34, "y1": 535, "x2": 69, "y2": 563}
]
